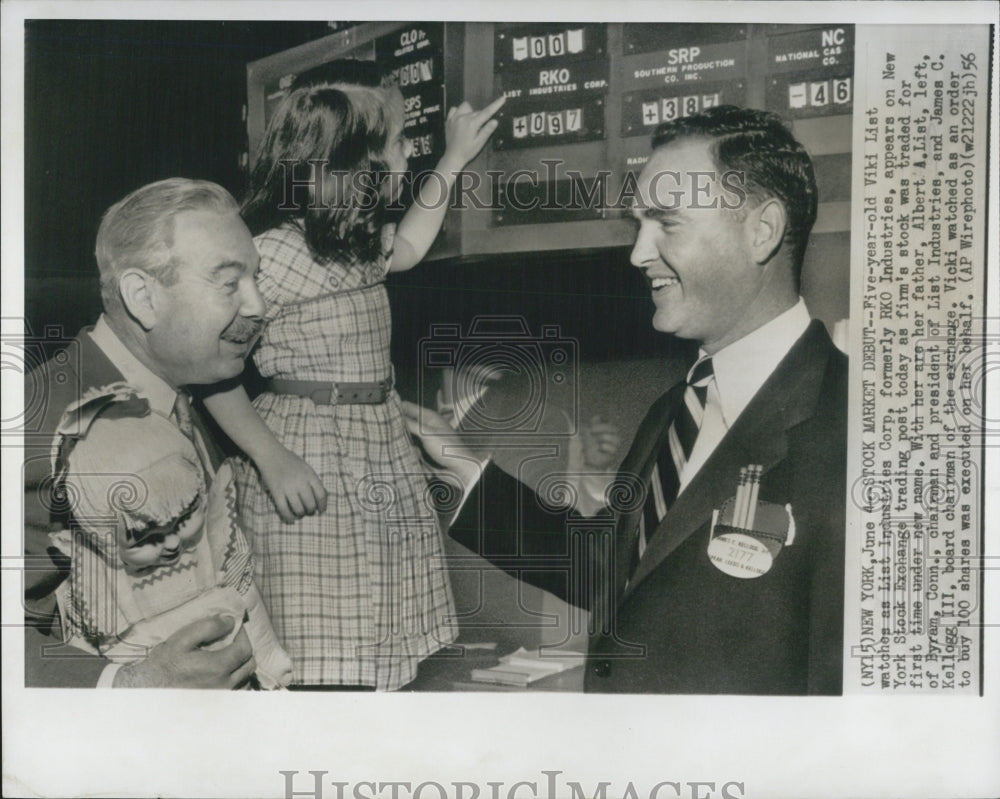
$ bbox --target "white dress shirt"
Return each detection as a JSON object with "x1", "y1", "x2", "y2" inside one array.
[
  {"x1": 679, "y1": 298, "x2": 811, "y2": 492},
  {"x1": 89, "y1": 315, "x2": 177, "y2": 418}
]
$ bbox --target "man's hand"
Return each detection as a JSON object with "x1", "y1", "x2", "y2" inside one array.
[
  {"x1": 563, "y1": 415, "x2": 624, "y2": 517},
  {"x1": 437, "y1": 362, "x2": 506, "y2": 429},
  {"x1": 258, "y1": 447, "x2": 328, "y2": 523},
  {"x1": 580, "y1": 415, "x2": 623, "y2": 471},
  {"x1": 400, "y1": 401, "x2": 486, "y2": 493},
  {"x1": 112, "y1": 615, "x2": 256, "y2": 688}
]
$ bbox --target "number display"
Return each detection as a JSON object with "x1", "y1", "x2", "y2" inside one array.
[
  {"x1": 788, "y1": 76, "x2": 851, "y2": 109},
  {"x1": 510, "y1": 28, "x2": 585, "y2": 61},
  {"x1": 407, "y1": 133, "x2": 435, "y2": 158},
  {"x1": 390, "y1": 57, "x2": 434, "y2": 88},
  {"x1": 512, "y1": 107, "x2": 585, "y2": 139},
  {"x1": 640, "y1": 93, "x2": 722, "y2": 126}
]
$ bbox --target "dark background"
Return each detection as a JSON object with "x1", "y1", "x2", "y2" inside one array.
[{"x1": 23, "y1": 20, "x2": 675, "y2": 372}]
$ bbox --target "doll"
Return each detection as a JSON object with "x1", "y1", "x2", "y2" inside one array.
[{"x1": 51, "y1": 392, "x2": 292, "y2": 688}]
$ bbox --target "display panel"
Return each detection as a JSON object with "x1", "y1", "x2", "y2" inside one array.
[
  {"x1": 622, "y1": 22, "x2": 748, "y2": 55},
  {"x1": 768, "y1": 24, "x2": 855, "y2": 73},
  {"x1": 493, "y1": 23, "x2": 609, "y2": 151},
  {"x1": 247, "y1": 21, "x2": 855, "y2": 325},
  {"x1": 621, "y1": 80, "x2": 747, "y2": 136},
  {"x1": 493, "y1": 23, "x2": 607, "y2": 69},
  {"x1": 494, "y1": 95, "x2": 606, "y2": 150},
  {"x1": 375, "y1": 23, "x2": 447, "y2": 173}
]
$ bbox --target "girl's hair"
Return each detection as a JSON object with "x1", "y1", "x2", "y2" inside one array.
[
  {"x1": 290, "y1": 58, "x2": 386, "y2": 91},
  {"x1": 241, "y1": 83, "x2": 404, "y2": 265}
]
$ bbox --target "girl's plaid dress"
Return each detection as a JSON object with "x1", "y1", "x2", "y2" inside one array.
[{"x1": 233, "y1": 221, "x2": 457, "y2": 689}]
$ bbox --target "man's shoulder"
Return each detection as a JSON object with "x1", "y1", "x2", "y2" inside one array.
[
  {"x1": 755, "y1": 320, "x2": 847, "y2": 460},
  {"x1": 810, "y1": 321, "x2": 849, "y2": 412},
  {"x1": 23, "y1": 326, "x2": 127, "y2": 484},
  {"x1": 28, "y1": 327, "x2": 125, "y2": 417},
  {"x1": 785, "y1": 321, "x2": 848, "y2": 457},
  {"x1": 29, "y1": 326, "x2": 121, "y2": 392},
  {"x1": 793, "y1": 319, "x2": 848, "y2": 396}
]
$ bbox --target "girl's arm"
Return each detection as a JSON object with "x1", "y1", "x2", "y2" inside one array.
[
  {"x1": 391, "y1": 96, "x2": 506, "y2": 271},
  {"x1": 202, "y1": 384, "x2": 327, "y2": 523}
]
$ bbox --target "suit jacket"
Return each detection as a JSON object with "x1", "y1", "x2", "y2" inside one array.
[
  {"x1": 22, "y1": 328, "x2": 222, "y2": 687},
  {"x1": 451, "y1": 320, "x2": 847, "y2": 694}
]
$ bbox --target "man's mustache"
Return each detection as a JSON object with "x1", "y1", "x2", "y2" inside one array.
[{"x1": 221, "y1": 316, "x2": 265, "y2": 345}]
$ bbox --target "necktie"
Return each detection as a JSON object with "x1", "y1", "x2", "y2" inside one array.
[
  {"x1": 172, "y1": 391, "x2": 195, "y2": 439},
  {"x1": 662, "y1": 355, "x2": 714, "y2": 503},
  {"x1": 172, "y1": 391, "x2": 213, "y2": 481},
  {"x1": 634, "y1": 356, "x2": 714, "y2": 569}
]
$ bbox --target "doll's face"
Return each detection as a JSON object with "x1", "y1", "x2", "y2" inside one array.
[{"x1": 119, "y1": 494, "x2": 206, "y2": 572}]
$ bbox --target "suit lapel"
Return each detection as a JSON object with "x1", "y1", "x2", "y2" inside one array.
[
  {"x1": 609, "y1": 385, "x2": 683, "y2": 597},
  {"x1": 622, "y1": 321, "x2": 834, "y2": 598}
]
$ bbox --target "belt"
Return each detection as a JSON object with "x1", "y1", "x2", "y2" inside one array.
[{"x1": 265, "y1": 376, "x2": 393, "y2": 405}]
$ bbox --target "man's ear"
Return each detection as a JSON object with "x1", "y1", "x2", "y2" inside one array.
[
  {"x1": 747, "y1": 197, "x2": 787, "y2": 265},
  {"x1": 118, "y1": 269, "x2": 159, "y2": 331}
]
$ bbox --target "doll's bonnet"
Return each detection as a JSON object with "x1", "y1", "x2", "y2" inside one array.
[{"x1": 63, "y1": 412, "x2": 204, "y2": 545}]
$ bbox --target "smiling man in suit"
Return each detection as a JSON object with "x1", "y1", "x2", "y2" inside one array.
[{"x1": 413, "y1": 105, "x2": 847, "y2": 694}]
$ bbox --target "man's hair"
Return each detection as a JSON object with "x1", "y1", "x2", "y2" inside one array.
[
  {"x1": 651, "y1": 105, "x2": 818, "y2": 271},
  {"x1": 240, "y1": 83, "x2": 403, "y2": 265},
  {"x1": 95, "y1": 178, "x2": 240, "y2": 313}
]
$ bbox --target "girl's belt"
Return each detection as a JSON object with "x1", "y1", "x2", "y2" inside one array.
[{"x1": 265, "y1": 376, "x2": 393, "y2": 405}]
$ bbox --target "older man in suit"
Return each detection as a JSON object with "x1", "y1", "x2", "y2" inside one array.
[
  {"x1": 411, "y1": 105, "x2": 847, "y2": 694},
  {"x1": 23, "y1": 178, "x2": 267, "y2": 688}
]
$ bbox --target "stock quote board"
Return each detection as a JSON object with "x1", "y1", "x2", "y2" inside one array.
[{"x1": 246, "y1": 21, "x2": 852, "y2": 320}]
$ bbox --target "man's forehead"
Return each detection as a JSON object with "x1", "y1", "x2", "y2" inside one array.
[
  {"x1": 633, "y1": 137, "x2": 727, "y2": 211},
  {"x1": 639, "y1": 137, "x2": 716, "y2": 179},
  {"x1": 171, "y1": 207, "x2": 246, "y2": 237}
]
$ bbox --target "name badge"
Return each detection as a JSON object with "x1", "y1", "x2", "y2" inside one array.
[{"x1": 707, "y1": 465, "x2": 792, "y2": 579}]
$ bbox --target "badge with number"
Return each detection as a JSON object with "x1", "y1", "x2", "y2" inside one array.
[{"x1": 706, "y1": 465, "x2": 794, "y2": 579}]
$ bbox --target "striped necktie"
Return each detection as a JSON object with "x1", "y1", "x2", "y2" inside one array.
[{"x1": 634, "y1": 356, "x2": 714, "y2": 568}]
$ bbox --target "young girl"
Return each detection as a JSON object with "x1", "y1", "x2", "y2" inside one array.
[
  {"x1": 202, "y1": 79, "x2": 504, "y2": 688},
  {"x1": 52, "y1": 402, "x2": 293, "y2": 689}
]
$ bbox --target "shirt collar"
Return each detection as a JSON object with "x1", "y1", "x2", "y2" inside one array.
[
  {"x1": 704, "y1": 298, "x2": 811, "y2": 428},
  {"x1": 88, "y1": 315, "x2": 178, "y2": 417}
]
